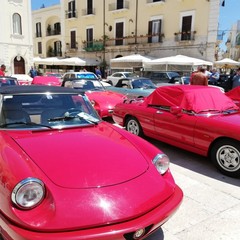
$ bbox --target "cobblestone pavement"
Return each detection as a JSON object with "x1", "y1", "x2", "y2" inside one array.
[{"x1": 145, "y1": 138, "x2": 240, "y2": 240}]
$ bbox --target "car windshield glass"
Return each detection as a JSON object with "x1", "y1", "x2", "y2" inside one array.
[
  {"x1": 76, "y1": 73, "x2": 97, "y2": 79},
  {"x1": 71, "y1": 79, "x2": 105, "y2": 91},
  {"x1": 124, "y1": 73, "x2": 138, "y2": 77},
  {"x1": 0, "y1": 93, "x2": 101, "y2": 130},
  {"x1": 168, "y1": 72, "x2": 180, "y2": 78},
  {"x1": 132, "y1": 79, "x2": 156, "y2": 89}
]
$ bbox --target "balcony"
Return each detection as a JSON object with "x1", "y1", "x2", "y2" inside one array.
[
  {"x1": 108, "y1": 1, "x2": 129, "y2": 11},
  {"x1": 146, "y1": 0, "x2": 165, "y2": 5},
  {"x1": 82, "y1": 8, "x2": 95, "y2": 16},
  {"x1": 174, "y1": 31, "x2": 196, "y2": 41},
  {"x1": 82, "y1": 41, "x2": 104, "y2": 52},
  {"x1": 46, "y1": 29, "x2": 61, "y2": 37},
  {"x1": 105, "y1": 34, "x2": 164, "y2": 46},
  {"x1": 65, "y1": 10, "x2": 78, "y2": 19}
]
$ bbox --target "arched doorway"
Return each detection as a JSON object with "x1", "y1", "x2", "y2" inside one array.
[{"x1": 14, "y1": 56, "x2": 25, "y2": 74}]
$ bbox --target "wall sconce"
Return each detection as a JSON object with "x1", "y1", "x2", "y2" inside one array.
[{"x1": 129, "y1": 19, "x2": 133, "y2": 23}]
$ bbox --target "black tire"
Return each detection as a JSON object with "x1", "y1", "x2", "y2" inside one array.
[
  {"x1": 126, "y1": 117, "x2": 143, "y2": 137},
  {"x1": 210, "y1": 139, "x2": 240, "y2": 178}
]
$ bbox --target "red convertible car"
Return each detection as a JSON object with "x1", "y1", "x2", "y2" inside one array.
[
  {"x1": 113, "y1": 85, "x2": 240, "y2": 178},
  {"x1": 0, "y1": 85, "x2": 182, "y2": 240},
  {"x1": 225, "y1": 86, "x2": 240, "y2": 107},
  {"x1": 62, "y1": 76, "x2": 125, "y2": 119}
]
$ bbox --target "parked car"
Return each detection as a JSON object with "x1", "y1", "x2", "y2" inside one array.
[
  {"x1": 0, "y1": 85, "x2": 183, "y2": 239},
  {"x1": 113, "y1": 85, "x2": 240, "y2": 178},
  {"x1": 62, "y1": 76, "x2": 125, "y2": 118},
  {"x1": 32, "y1": 76, "x2": 62, "y2": 86},
  {"x1": 225, "y1": 86, "x2": 240, "y2": 106},
  {"x1": 0, "y1": 76, "x2": 19, "y2": 86},
  {"x1": 106, "y1": 77, "x2": 157, "y2": 98},
  {"x1": 45, "y1": 72, "x2": 63, "y2": 81},
  {"x1": 106, "y1": 72, "x2": 138, "y2": 86},
  {"x1": 143, "y1": 71, "x2": 180, "y2": 85},
  {"x1": 11, "y1": 74, "x2": 33, "y2": 85},
  {"x1": 208, "y1": 74, "x2": 233, "y2": 92}
]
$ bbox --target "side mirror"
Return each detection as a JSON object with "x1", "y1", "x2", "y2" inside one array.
[{"x1": 170, "y1": 106, "x2": 182, "y2": 116}]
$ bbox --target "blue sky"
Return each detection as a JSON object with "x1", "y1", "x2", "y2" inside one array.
[{"x1": 31, "y1": 0, "x2": 239, "y2": 50}]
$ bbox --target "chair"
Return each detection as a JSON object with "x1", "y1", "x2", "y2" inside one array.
[{"x1": 2, "y1": 101, "x2": 31, "y2": 124}]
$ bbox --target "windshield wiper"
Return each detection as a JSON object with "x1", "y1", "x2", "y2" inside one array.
[
  {"x1": 48, "y1": 113, "x2": 99, "y2": 125},
  {"x1": 0, "y1": 122, "x2": 53, "y2": 129}
]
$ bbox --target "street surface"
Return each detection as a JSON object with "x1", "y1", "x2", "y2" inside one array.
[{"x1": 144, "y1": 137, "x2": 240, "y2": 240}]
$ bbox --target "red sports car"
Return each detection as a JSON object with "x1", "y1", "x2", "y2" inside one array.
[
  {"x1": 62, "y1": 77, "x2": 125, "y2": 118},
  {"x1": 0, "y1": 85, "x2": 182, "y2": 239},
  {"x1": 32, "y1": 76, "x2": 62, "y2": 86},
  {"x1": 113, "y1": 85, "x2": 240, "y2": 178},
  {"x1": 225, "y1": 86, "x2": 240, "y2": 107}
]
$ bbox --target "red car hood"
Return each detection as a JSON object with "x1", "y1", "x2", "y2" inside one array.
[
  {"x1": 85, "y1": 90, "x2": 124, "y2": 105},
  {"x1": 11, "y1": 124, "x2": 149, "y2": 188}
]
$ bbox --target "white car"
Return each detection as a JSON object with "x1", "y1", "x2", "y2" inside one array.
[
  {"x1": 106, "y1": 72, "x2": 138, "y2": 86},
  {"x1": 11, "y1": 74, "x2": 33, "y2": 85}
]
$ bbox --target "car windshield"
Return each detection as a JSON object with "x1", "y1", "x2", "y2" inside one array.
[
  {"x1": 0, "y1": 93, "x2": 100, "y2": 130},
  {"x1": 124, "y1": 72, "x2": 138, "y2": 78},
  {"x1": 76, "y1": 73, "x2": 98, "y2": 79},
  {"x1": 132, "y1": 79, "x2": 156, "y2": 89},
  {"x1": 71, "y1": 79, "x2": 105, "y2": 91}
]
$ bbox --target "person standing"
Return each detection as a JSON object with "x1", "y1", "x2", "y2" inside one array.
[
  {"x1": 190, "y1": 66, "x2": 208, "y2": 86},
  {"x1": 232, "y1": 68, "x2": 240, "y2": 89},
  {"x1": 95, "y1": 67, "x2": 102, "y2": 79},
  {"x1": 0, "y1": 64, "x2": 6, "y2": 76},
  {"x1": 29, "y1": 66, "x2": 37, "y2": 78},
  {"x1": 209, "y1": 68, "x2": 220, "y2": 85}
]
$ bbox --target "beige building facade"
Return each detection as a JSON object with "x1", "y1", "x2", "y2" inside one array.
[
  {"x1": 0, "y1": 0, "x2": 33, "y2": 75},
  {"x1": 33, "y1": 0, "x2": 221, "y2": 71}
]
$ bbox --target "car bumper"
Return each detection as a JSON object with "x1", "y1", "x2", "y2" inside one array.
[{"x1": 0, "y1": 185, "x2": 183, "y2": 240}]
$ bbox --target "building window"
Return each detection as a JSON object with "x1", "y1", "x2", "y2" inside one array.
[
  {"x1": 36, "y1": 22, "x2": 42, "y2": 38},
  {"x1": 86, "y1": 28, "x2": 93, "y2": 47},
  {"x1": 236, "y1": 34, "x2": 240, "y2": 46},
  {"x1": 117, "y1": 0, "x2": 124, "y2": 9},
  {"x1": 87, "y1": 0, "x2": 93, "y2": 14},
  {"x1": 54, "y1": 41, "x2": 62, "y2": 56},
  {"x1": 70, "y1": 30, "x2": 76, "y2": 48},
  {"x1": 68, "y1": 0, "x2": 76, "y2": 18},
  {"x1": 54, "y1": 22, "x2": 61, "y2": 35},
  {"x1": 181, "y1": 16, "x2": 192, "y2": 40},
  {"x1": 115, "y1": 22, "x2": 124, "y2": 45},
  {"x1": 13, "y1": 13, "x2": 22, "y2": 35},
  {"x1": 38, "y1": 42, "x2": 42, "y2": 54},
  {"x1": 148, "y1": 19, "x2": 162, "y2": 43}
]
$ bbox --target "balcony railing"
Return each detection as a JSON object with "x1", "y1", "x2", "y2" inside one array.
[
  {"x1": 82, "y1": 8, "x2": 95, "y2": 15},
  {"x1": 46, "y1": 30, "x2": 61, "y2": 37},
  {"x1": 65, "y1": 10, "x2": 78, "y2": 19},
  {"x1": 174, "y1": 31, "x2": 196, "y2": 41},
  {"x1": 82, "y1": 41, "x2": 104, "y2": 52},
  {"x1": 108, "y1": 1, "x2": 129, "y2": 11}
]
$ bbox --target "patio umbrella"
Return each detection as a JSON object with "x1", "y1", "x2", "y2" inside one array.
[
  {"x1": 58, "y1": 57, "x2": 86, "y2": 66},
  {"x1": 33, "y1": 57, "x2": 61, "y2": 65},
  {"x1": 214, "y1": 58, "x2": 240, "y2": 69}
]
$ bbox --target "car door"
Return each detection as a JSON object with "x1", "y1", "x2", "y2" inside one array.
[{"x1": 153, "y1": 107, "x2": 197, "y2": 146}]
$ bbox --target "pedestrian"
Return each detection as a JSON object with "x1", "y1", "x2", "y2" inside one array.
[
  {"x1": 0, "y1": 64, "x2": 6, "y2": 76},
  {"x1": 95, "y1": 67, "x2": 102, "y2": 79},
  {"x1": 190, "y1": 66, "x2": 208, "y2": 86},
  {"x1": 189, "y1": 66, "x2": 201, "y2": 83},
  {"x1": 29, "y1": 66, "x2": 38, "y2": 78},
  {"x1": 232, "y1": 68, "x2": 240, "y2": 89},
  {"x1": 209, "y1": 68, "x2": 220, "y2": 85}
]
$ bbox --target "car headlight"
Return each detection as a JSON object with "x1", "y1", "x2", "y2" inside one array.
[
  {"x1": 152, "y1": 154, "x2": 170, "y2": 175},
  {"x1": 11, "y1": 178, "x2": 45, "y2": 209}
]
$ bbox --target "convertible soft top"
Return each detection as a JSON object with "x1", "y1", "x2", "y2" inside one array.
[
  {"x1": 225, "y1": 86, "x2": 240, "y2": 101},
  {"x1": 145, "y1": 85, "x2": 238, "y2": 113}
]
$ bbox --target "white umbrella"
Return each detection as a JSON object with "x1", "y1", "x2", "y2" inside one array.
[
  {"x1": 214, "y1": 58, "x2": 240, "y2": 68},
  {"x1": 33, "y1": 57, "x2": 61, "y2": 65},
  {"x1": 58, "y1": 57, "x2": 86, "y2": 66},
  {"x1": 110, "y1": 54, "x2": 154, "y2": 63}
]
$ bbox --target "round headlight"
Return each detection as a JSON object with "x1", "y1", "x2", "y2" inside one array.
[
  {"x1": 153, "y1": 154, "x2": 170, "y2": 175},
  {"x1": 11, "y1": 178, "x2": 45, "y2": 209}
]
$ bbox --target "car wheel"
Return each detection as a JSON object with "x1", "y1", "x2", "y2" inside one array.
[
  {"x1": 211, "y1": 139, "x2": 240, "y2": 178},
  {"x1": 126, "y1": 117, "x2": 143, "y2": 137}
]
